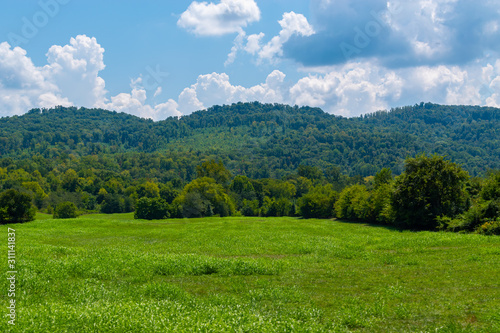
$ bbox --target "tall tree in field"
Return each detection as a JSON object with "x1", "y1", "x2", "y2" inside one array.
[
  {"x1": 175, "y1": 177, "x2": 235, "y2": 218},
  {"x1": 0, "y1": 189, "x2": 36, "y2": 223},
  {"x1": 392, "y1": 155, "x2": 469, "y2": 230}
]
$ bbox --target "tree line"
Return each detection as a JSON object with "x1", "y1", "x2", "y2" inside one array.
[{"x1": 1, "y1": 156, "x2": 499, "y2": 235}]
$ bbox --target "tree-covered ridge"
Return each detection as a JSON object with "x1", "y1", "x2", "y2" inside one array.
[{"x1": 0, "y1": 102, "x2": 499, "y2": 176}]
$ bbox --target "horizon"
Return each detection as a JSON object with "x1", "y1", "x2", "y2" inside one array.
[{"x1": 6, "y1": 100, "x2": 499, "y2": 124}]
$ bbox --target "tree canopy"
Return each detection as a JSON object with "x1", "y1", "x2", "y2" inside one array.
[
  {"x1": 392, "y1": 155, "x2": 470, "y2": 230},
  {"x1": 0, "y1": 189, "x2": 36, "y2": 223}
]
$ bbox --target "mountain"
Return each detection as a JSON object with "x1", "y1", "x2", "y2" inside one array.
[{"x1": 0, "y1": 102, "x2": 499, "y2": 178}]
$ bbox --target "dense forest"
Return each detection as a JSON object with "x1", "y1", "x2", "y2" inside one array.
[
  {"x1": 0, "y1": 102, "x2": 499, "y2": 233},
  {"x1": 1, "y1": 102, "x2": 499, "y2": 177}
]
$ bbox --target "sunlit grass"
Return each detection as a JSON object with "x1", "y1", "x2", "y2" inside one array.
[{"x1": 1, "y1": 216, "x2": 499, "y2": 332}]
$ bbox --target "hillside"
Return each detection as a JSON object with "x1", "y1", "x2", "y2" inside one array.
[{"x1": 0, "y1": 102, "x2": 499, "y2": 177}]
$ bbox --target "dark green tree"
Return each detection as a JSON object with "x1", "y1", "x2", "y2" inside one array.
[
  {"x1": 135, "y1": 197, "x2": 169, "y2": 220},
  {"x1": 392, "y1": 155, "x2": 469, "y2": 230},
  {"x1": 0, "y1": 189, "x2": 36, "y2": 223},
  {"x1": 298, "y1": 184, "x2": 338, "y2": 219},
  {"x1": 196, "y1": 160, "x2": 232, "y2": 186},
  {"x1": 481, "y1": 170, "x2": 500, "y2": 201},
  {"x1": 61, "y1": 169, "x2": 80, "y2": 192},
  {"x1": 53, "y1": 201, "x2": 78, "y2": 219},
  {"x1": 160, "y1": 183, "x2": 180, "y2": 204},
  {"x1": 100, "y1": 194, "x2": 124, "y2": 214},
  {"x1": 175, "y1": 177, "x2": 235, "y2": 218},
  {"x1": 335, "y1": 185, "x2": 370, "y2": 221},
  {"x1": 297, "y1": 165, "x2": 323, "y2": 181}
]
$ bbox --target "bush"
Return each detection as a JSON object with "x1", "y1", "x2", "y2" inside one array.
[
  {"x1": 240, "y1": 199, "x2": 259, "y2": 216},
  {"x1": 0, "y1": 189, "x2": 36, "y2": 224},
  {"x1": 442, "y1": 199, "x2": 500, "y2": 233},
  {"x1": 260, "y1": 197, "x2": 294, "y2": 217},
  {"x1": 482, "y1": 171, "x2": 500, "y2": 201},
  {"x1": 53, "y1": 202, "x2": 78, "y2": 219},
  {"x1": 368, "y1": 183, "x2": 394, "y2": 224},
  {"x1": 135, "y1": 197, "x2": 169, "y2": 220},
  {"x1": 484, "y1": 199, "x2": 500, "y2": 219},
  {"x1": 100, "y1": 194, "x2": 131, "y2": 214},
  {"x1": 335, "y1": 185, "x2": 370, "y2": 221},
  {"x1": 298, "y1": 184, "x2": 338, "y2": 219},
  {"x1": 477, "y1": 219, "x2": 500, "y2": 235}
]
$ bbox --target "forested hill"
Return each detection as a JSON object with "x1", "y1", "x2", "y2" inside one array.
[{"x1": 0, "y1": 102, "x2": 499, "y2": 177}]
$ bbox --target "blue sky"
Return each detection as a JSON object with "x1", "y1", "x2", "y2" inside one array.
[{"x1": 1, "y1": 0, "x2": 499, "y2": 120}]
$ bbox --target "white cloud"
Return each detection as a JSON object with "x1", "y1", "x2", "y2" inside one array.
[
  {"x1": 43, "y1": 35, "x2": 107, "y2": 107},
  {"x1": 2, "y1": 34, "x2": 500, "y2": 121},
  {"x1": 288, "y1": 1, "x2": 500, "y2": 68},
  {"x1": 178, "y1": 59, "x2": 496, "y2": 118},
  {"x1": 0, "y1": 41, "x2": 70, "y2": 115},
  {"x1": 245, "y1": 33, "x2": 264, "y2": 54},
  {"x1": 0, "y1": 35, "x2": 181, "y2": 120},
  {"x1": 484, "y1": 60, "x2": 500, "y2": 107},
  {"x1": 0, "y1": 35, "x2": 108, "y2": 115},
  {"x1": 154, "y1": 87, "x2": 162, "y2": 98},
  {"x1": 290, "y1": 62, "x2": 403, "y2": 116},
  {"x1": 258, "y1": 11, "x2": 315, "y2": 62},
  {"x1": 225, "y1": 31, "x2": 246, "y2": 66},
  {"x1": 178, "y1": 0, "x2": 260, "y2": 36},
  {"x1": 225, "y1": 11, "x2": 315, "y2": 66},
  {"x1": 177, "y1": 70, "x2": 288, "y2": 114},
  {"x1": 101, "y1": 78, "x2": 181, "y2": 120}
]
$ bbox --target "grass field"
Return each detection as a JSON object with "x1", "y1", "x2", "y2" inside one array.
[{"x1": 1, "y1": 214, "x2": 500, "y2": 332}]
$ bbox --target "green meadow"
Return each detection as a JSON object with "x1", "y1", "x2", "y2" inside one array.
[{"x1": 1, "y1": 214, "x2": 499, "y2": 332}]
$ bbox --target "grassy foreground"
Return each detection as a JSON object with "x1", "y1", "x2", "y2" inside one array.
[{"x1": 1, "y1": 214, "x2": 500, "y2": 332}]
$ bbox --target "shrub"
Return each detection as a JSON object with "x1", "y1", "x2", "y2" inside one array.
[
  {"x1": 335, "y1": 185, "x2": 370, "y2": 221},
  {"x1": 368, "y1": 183, "x2": 394, "y2": 224},
  {"x1": 100, "y1": 194, "x2": 127, "y2": 214},
  {"x1": 134, "y1": 197, "x2": 169, "y2": 220},
  {"x1": 0, "y1": 189, "x2": 36, "y2": 224},
  {"x1": 481, "y1": 170, "x2": 500, "y2": 201},
  {"x1": 53, "y1": 202, "x2": 78, "y2": 219},
  {"x1": 240, "y1": 199, "x2": 259, "y2": 217},
  {"x1": 484, "y1": 199, "x2": 500, "y2": 219},
  {"x1": 477, "y1": 219, "x2": 500, "y2": 235},
  {"x1": 298, "y1": 184, "x2": 338, "y2": 219},
  {"x1": 442, "y1": 199, "x2": 500, "y2": 233},
  {"x1": 260, "y1": 197, "x2": 294, "y2": 217}
]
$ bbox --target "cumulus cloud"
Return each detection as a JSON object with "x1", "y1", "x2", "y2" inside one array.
[
  {"x1": 245, "y1": 32, "x2": 264, "y2": 54},
  {"x1": 177, "y1": 70, "x2": 288, "y2": 114},
  {"x1": 0, "y1": 41, "x2": 70, "y2": 115},
  {"x1": 290, "y1": 62, "x2": 403, "y2": 116},
  {"x1": 0, "y1": 35, "x2": 112, "y2": 116},
  {"x1": 258, "y1": 11, "x2": 315, "y2": 63},
  {"x1": 483, "y1": 60, "x2": 500, "y2": 107},
  {"x1": 43, "y1": 35, "x2": 107, "y2": 107},
  {"x1": 225, "y1": 31, "x2": 246, "y2": 66},
  {"x1": 101, "y1": 78, "x2": 182, "y2": 120},
  {"x1": 175, "y1": 58, "x2": 500, "y2": 117},
  {"x1": 178, "y1": 0, "x2": 260, "y2": 36},
  {"x1": 2, "y1": 33, "x2": 500, "y2": 121},
  {"x1": 0, "y1": 35, "x2": 180, "y2": 120},
  {"x1": 283, "y1": 0, "x2": 500, "y2": 68},
  {"x1": 225, "y1": 11, "x2": 315, "y2": 65},
  {"x1": 175, "y1": 65, "x2": 402, "y2": 117}
]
